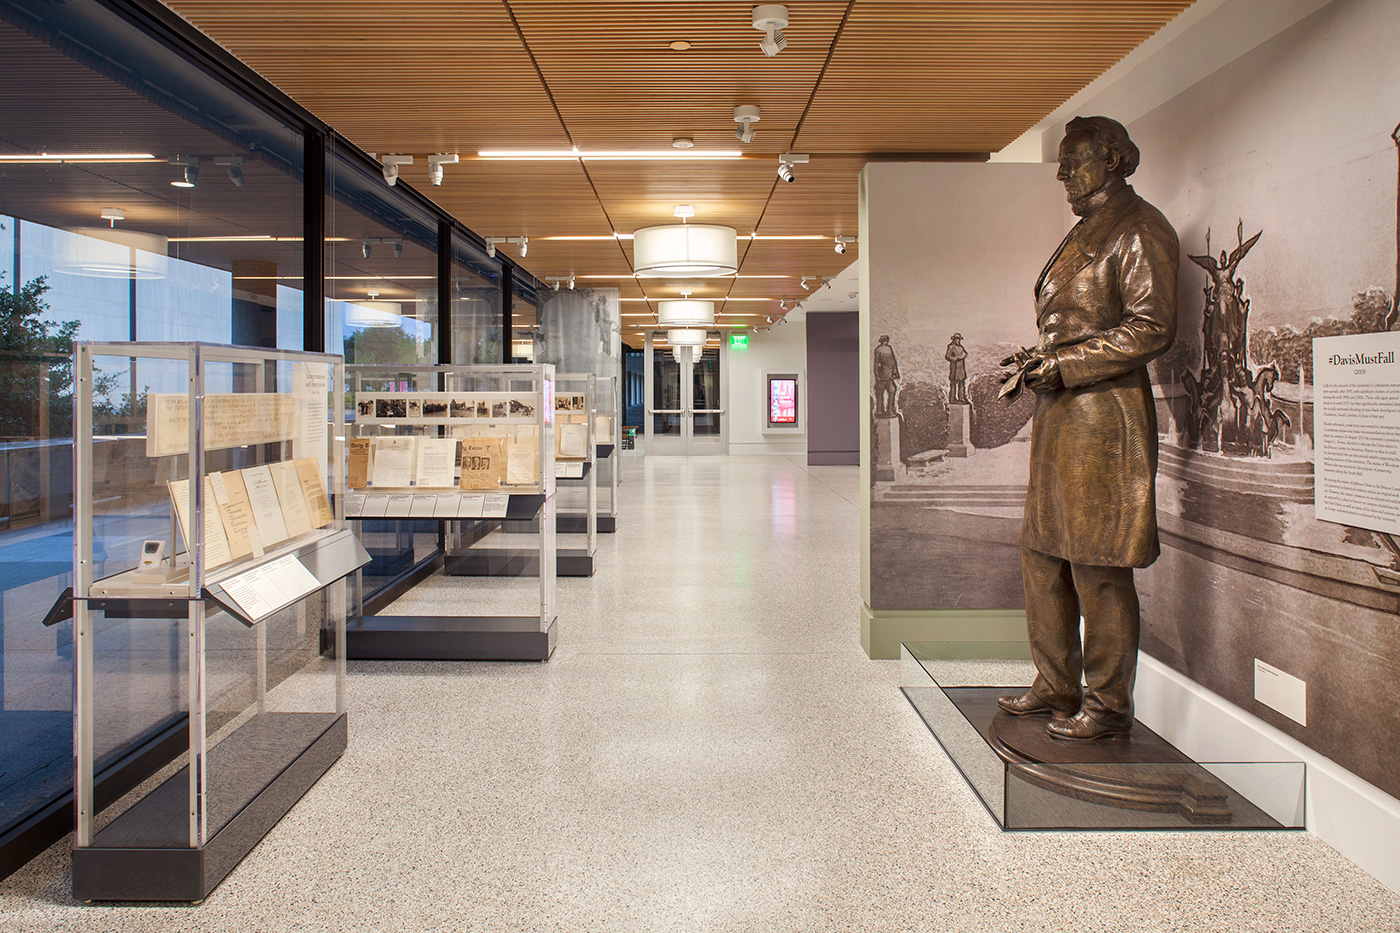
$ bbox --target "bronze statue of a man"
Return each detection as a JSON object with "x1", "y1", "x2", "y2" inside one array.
[{"x1": 998, "y1": 116, "x2": 1179, "y2": 741}]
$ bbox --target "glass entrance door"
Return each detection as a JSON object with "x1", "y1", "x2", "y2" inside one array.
[{"x1": 644, "y1": 336, "x2": 727, "y2": 455}]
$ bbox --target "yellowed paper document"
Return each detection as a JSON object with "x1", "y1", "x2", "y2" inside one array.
[{"x1": 294, "y1": 458, "x2": 334, "y2": 528}]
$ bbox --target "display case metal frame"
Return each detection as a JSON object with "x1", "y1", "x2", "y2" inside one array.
[
  {"x1": 486, "y1": 371, "x2": 597, "y2": 576},
  {"x1": 70, "y1": 341, "x2": 363, "y2": 902},
  {"x1": 345, "y1": 363, "x2": 558, "y2": 660},
  {"x1": 557, "y1": 373, "x2": 618, "y2": 535}
]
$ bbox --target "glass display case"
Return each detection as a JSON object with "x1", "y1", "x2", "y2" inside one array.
[
  {"x1": 69, "y1": 342, "x2": 366, "y2": 902},
  {"x1": 558, "y1": 373, "x2": 619, "y2": 535},
  {"x1": 345, "y1": 363, "x2": 557, "y2": 660}
]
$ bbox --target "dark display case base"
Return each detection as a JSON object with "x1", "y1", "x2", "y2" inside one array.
[
  {"x1": 72, "y1": 712, "x2": 346, "y2": 902},
  {"x1": 444, "y1": 548, "x2": 594, "y2": 577},
  {"x1": 347, "y1": 614, "x2": 557, "y2": 661}
]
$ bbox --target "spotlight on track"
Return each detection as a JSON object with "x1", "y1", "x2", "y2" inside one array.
[
  {"x1": 427, "y1": 153, "x2": 459, "y2": 186},
  {"x1": 834, "y1": 235, "x2": 857, "y2": 255},
  {"x1": 777, "y1": 151, "x2": 809, "y2": 183},
  {"x1": 753, "y1": 4, "x2": 789, "y2": 57}
]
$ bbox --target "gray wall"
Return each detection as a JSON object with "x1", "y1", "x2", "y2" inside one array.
[{"x1": 805, "y1": 311, "x2": 859, "y2": 465}]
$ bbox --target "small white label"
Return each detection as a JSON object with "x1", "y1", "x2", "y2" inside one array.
[{"x1": 1254, "y1": 659, "x2": 1307, "y2": 726}]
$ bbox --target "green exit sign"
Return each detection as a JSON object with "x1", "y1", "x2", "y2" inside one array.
[{"x1": 730, "y1": 333, "x2": 749, "y2": 349}]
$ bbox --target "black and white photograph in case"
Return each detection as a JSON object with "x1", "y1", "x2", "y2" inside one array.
[
  {"x1": 509, "y1": 396, "x2": 537, "y2": 418},
  {"x1": 357, "y1": 398, "x2": 375, "y2": 418},
  {"x1": 1120, "y1": 0, "x2": 1400, "y2": 800},
  {"x1": 375, "y1": 397, "x2": 407, "y2": 419},
  {"x1": 449, "y1": 397, "x2": 471, "y2": 418},
  {"x1": 422, "y1": 397, "x2": 449, "y2": 418},
  {"x1": 407, "y1": 398, "x2": 423, "y2": 418},
  {"x1": 864, "y1": 161, "x2": 1067, "y2": 611}
]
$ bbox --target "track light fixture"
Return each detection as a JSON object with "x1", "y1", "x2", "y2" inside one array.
[
  {"x1": 734, "y1": 105, "x2": 761, "y2": 144},
  {"x1": 778, "y1": 300, "x2": 790, "y2": 312},
  {"x1": 484, "y1": 236, "x2": 508, "y2": 259},
  {"x1": 379, "y1": 154, "x2": 414, "y2": 186},
  {"x1": 360, "y1": 236, "x2": 406, "y2": 259},
  {"x1": 568, "y1": 275, "x2": 576, "y2": 290},
  {"x1": 800, "y1": 275, "x2": 829, "y2": 290},
  {"x1": 169, "y1": 156, "x2": 198, "y2": 188},
  {"x1": 509, "y1": 236, "x2": 528, "y2": 257},
  {"x1": 834, "y1": 235, "x2": 857, "y2": 255},
  {"x1": 753, "y1": 4, "x2": 789, "y2": 57},
  {"x1": 427, "y1": 153, "x2": 459, "y2": 186},
  {"x1": 777, "y1": 151, "x2": 809, "y2": 183},
  {"x1": 213, "y1": 155, "x2": 245, "y2": 187}
]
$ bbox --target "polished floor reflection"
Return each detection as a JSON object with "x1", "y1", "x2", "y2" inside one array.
[{"x1": 3, "y1": 454, "x2": 1399, "y2": 931}]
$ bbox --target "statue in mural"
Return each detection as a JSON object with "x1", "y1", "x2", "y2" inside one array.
[
  {"x1": 873, "y1": 334, "x2": 900, "y2": 417},
  {"x1": 1177, "y1": 222, "x2": 1290, "y2": 457},
  {"x1": 945, "y1": 333, "x2": 968, "y2": 403},
  {"x1": 997, "y1": 116, "x2": 1179, "y2": 741}
]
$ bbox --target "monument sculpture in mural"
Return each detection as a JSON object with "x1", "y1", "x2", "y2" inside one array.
[
  {"x1": 873, "y1": 335, "x2": 901, "y2": 417},
  {"x1": 997, "y1": 116, "x2": 1180, "y2": 741},
  {"x1": 1177, "y1": 223, "x2": 1293, "y2": 457},
  {"x1": 945, "y1": 334, "x2": 968, "y2": 402}
]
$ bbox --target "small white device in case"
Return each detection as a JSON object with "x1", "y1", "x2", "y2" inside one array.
[{"x1": 139, "y1": 540, "x2": 166, "y2": 569}]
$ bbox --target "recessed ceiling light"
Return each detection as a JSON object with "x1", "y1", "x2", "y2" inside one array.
[
  {"x1": 477, "y1": 148, "x2": 742, "y2": 161},
  {"x1": 669, "y1": 40, "x2": 692, "y2": 50},
  {"x1": 672, "y1": 138, "x2": 695, "y2": 150}
]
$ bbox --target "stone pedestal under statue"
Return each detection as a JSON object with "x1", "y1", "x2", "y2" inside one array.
[
  {"x1": 873, "y1": 416, "x2": 902, "y2": 482},
  {"x1": 947, "y1": 402, "x2": 975, "y2": 458}
]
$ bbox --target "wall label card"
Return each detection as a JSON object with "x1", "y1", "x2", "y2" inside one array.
[
  {"x1": 433, "y1": 494, "x2": 462, "y2": 518},
  {"x1": 1313, "y1": 332, "x2": 1400, "y2": 535},
  {"x1": 458, "y1": 494, "x2": 485, "y2": 518},
  {"x1": 482, "y1": 494, "x2": 509, "y2": 518}
]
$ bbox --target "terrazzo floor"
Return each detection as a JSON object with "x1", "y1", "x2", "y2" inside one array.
[{"x1": 3, "y1": 453, "x2": 1399, "y2": 931}]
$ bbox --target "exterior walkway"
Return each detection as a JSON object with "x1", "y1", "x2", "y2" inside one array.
[{"x1": 2, "y1": 454, "x2": 1398, "y2": 931}]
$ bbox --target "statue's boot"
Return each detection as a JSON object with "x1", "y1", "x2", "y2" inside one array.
[
  {"x1": 996, "y1": 691, "x2": 1077, "y2": 719},
  {"x1": 1045, "y1": 710, "x2": 1131, "y2": 741}
]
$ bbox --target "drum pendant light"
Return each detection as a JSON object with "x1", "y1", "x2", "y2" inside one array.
[
  {"x1": 632, "y1": 223, "x2": 737, "y2": 277},
  {"x1": 667, "y1": 328, "x2": 707, "y2": 347},
  {"x1": 657, "y1": 299, "x2": 716, "y2": 327}
]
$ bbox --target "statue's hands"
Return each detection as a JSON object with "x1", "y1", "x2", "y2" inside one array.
[
  {"x1": 1000, "y1": 348, "x2": 1033, "y2": 369},
  {"x1": 1023, "y1": 355, "x2": 1063, "y2": 393}
]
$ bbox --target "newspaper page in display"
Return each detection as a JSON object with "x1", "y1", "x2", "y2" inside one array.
[
  {"x1": 459, "y1": 438, "x2": 505, "y2": 490},
  {"x1": 348, "y1": 438, "x2": 373, "y2": 489}
]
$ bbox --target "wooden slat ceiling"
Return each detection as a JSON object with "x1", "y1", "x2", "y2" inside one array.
[{"x1": 175, "y1": 1, "x2": 1192, "y2": 344}]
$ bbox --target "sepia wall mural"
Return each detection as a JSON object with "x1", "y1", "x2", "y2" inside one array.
[
  {"x1": 1124, "y1": 0, "x2": 1400, "y2": 800},
  {"x1": 863, "y1": 162, "x2": 1068, "y2": 611},
  {"x1": 863, "y1": 0, "x2": 1400, "y2": 801}
]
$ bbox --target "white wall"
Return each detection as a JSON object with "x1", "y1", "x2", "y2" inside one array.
[{"x1": 727, "y1": 313, "x2": 807, "y2": 455}]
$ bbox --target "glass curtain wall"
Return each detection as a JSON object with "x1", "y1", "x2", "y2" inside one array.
[
  {"x1": 325, "y1": 141, "x2": 442, "y2": 597},
  {"x1": 0, "y1": 0, "x2": 306, "y2": 856},
  {"x1": 450, "y1": 232, "x2": 504, "y2": 365},
  {"x1": 511, "y1": 277, "x2": 540, "y2": 363}
]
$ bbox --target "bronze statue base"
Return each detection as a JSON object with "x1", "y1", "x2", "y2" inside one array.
[{"x1": 988, "y1": 706, "x2": 1232, "y2": 824}]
